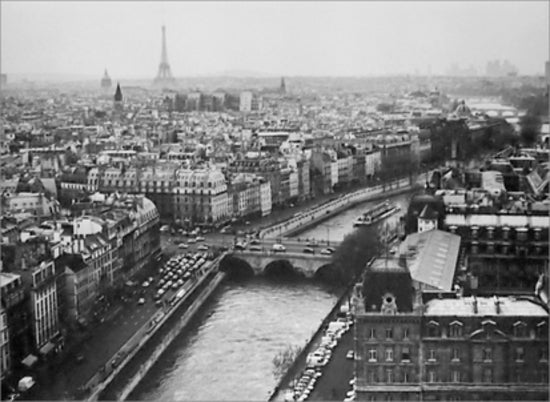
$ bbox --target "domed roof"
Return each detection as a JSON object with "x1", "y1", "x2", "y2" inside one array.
[{"x1": 454, "y1": 100, "x2": 471, "y2": 117}]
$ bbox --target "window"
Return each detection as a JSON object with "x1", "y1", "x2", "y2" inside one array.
[
  {"x1": 449, "y1": 321, "x2": 463, "y2": 337},
  {"x1": 452, "y1": 348, "x2": 460, "y2": 361},
  {"x1": 427, "y1": 321, "x2": 440, "y2": 337},
  {"x1": 482, "y1": 347, "x2": 492, "y2": 362},
  {"x1": 513, "y1": 321, "x2": 527, "y2": 338},
  {"x1": 369, "y1": 328, "x2": 377, "y2": 339},
  {"x1": 368, "y1": 349, "x2": 378, "y2": 362},
  {"x1": 540, "y1": 347, "x2": 548, "y2": 362},
  {"x1": 386, "y1": 369, "x2": 393, "y2": 383},
  {"x1": 536, "y1": 321, "x2": 547, "y2": 338},
  {"x1": 403, "y1": 371, "x2": 409, "y2": 383},
  {"x1": 385, "y1": 347, "x2": 394, "y2": 362},
  {"x1": 452, "y1": 370, "x2": 461, "y2": 382},
  {"x1": 401, "y1": 347, "x2": 410, "y2": 362},
  {"x1": 482, "y1": 368, "x2": 493, "y2": 383},
  {"x1": 385, "y1": 328, "x2": 393, "y2": 340},
  {"x1": 368, "y1": 370, "x2": 377, "y2": 383},
  {"x1": 428, "y1": 370, "x2": 436, "y2": 383},
  {"x1": 428, "y1": 349, "x2": 437, "y2": 361},
  {"x1": 515, "y1": 347, "x2": 525, "y2": 362},
  {"x1": 403, "y1": 328, "x2": 409, "y2": 340}
]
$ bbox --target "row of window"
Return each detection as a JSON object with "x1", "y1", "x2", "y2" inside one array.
[
  {"x1": 425, "y1": 320, "x2": 547, "y2": 338},
  {"x1": 366, "y1": 346, "x2": 549, "y2": 363},
  {"x1": 365, "y1": 367, "x2": 548, "y2": 384}
]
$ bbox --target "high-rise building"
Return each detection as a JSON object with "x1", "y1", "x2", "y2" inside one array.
[{"x1": 154, "y1": 25, "x2": 176, "y2": 88}]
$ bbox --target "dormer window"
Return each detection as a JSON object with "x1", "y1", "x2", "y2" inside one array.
[
  {"x1": 513, "y1": 321, "x2": 527, "y2": 338},
  {"x1": 449, "y1": 321, "x2": 463, "y2": 338},
  {"x1": 536, "y1": 321, "x2": 547, "y2": 338},
  {"x1": 427, "y1": 321, "x2": 440, "y2": 337}
]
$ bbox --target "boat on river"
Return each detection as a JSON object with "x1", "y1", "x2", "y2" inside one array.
[{"x1": 353, "y1": 200, "x2": 400, "y2": 227}]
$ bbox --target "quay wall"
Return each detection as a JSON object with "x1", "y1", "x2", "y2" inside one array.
[
  {"x1": 88, "y1": 254, "x2": 227, "y2": 401},
  {"x1": 262, "y1": 177, "x2": 419, "y2": 239},
  {"x1": 118, "y1": 271, "x2": 227, "y2": 401},
  {"x1": 268, "y1": 283, "x2": 356, "y2": 401}
]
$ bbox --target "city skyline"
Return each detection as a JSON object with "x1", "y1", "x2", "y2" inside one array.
[{"x1": 1, "y1": 1, "x2": 548, "y2": 81}]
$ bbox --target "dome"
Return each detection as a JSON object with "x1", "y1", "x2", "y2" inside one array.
[{"x1": 454, "y1": 100, "x2": 471, "y2": 117}]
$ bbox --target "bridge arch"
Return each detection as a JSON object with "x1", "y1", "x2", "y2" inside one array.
[
  {"x1": 264, "y1": 260, "x2": 305, "y2": 279},
  {"x1": 219, "y1": 255, "x2": 255, "y2": 278},
  {"x1": 313, "y1": 263, "x2": 341, "y2": 283}
]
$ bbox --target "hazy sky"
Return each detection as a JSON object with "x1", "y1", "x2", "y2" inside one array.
[{"x1": 1, "y1": 1, "x2": 548, "y2": 79}]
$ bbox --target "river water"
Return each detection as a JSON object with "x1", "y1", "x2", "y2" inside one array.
[{"x1": 131, "y1": 191, "x2": 414, "y2": 401}]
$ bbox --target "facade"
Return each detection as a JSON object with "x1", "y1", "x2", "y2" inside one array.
[
  {"x1": 174, "y1": 168, "x2": 230, "y2": 225},
  {"x1": 2, "y1": 192, "x2": 59, "y2": 218},
  {"x1": 0, "y1": 272, "x2": 32, "y2": 371},
  {"x1": 353, "y1": 254, "x2": 549, "y2": 401},
  {"x1": 0, "y1": 306, "x2": 9, "y2": 380},
  {"x1": 444, "y1": 210, "x2": 549, "y2": 292}
]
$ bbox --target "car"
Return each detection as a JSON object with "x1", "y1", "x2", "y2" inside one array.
[
  {"x1": 171, "y1": 282, "x2": 179, "y2": 290},
  {"x1": 160, "y1": 225, "x2": 170, "y2": 232},
  {"x1": 320, "y1": 248, "x2": 333, "y2": 255},
  {"x1": 303, "y1": 247, "x2": 315, "y2": 254},
  {"x1": 178, "y1": 243, "x2": 188, "y2": 249},
  {"x1": 188, "y1": 238, "x2": 197, "y2": 244},
  {"x1": 272, "y1": 243, "x2": 286, "y2": 252},
  {"x1": 138, "y1": 298, "x2": 146, "y2": 305},
  {"x1": 76, "y1": 354, "x2": 85, "y2": 364},
  {"x1": 142, "y1": 281, "x2": 150, "y2": 288},
  {"x1": 346, "y1": 350, "x2": 354, "y2": 360},
  {"x1": 250, "y1": 239, "x2": 260, "y2": 245},
  {"x1": 196, "y1": 236, "x2": 205, "y2": 242},
  {"x1": 197, "y1": 245, "x2": 209, "y2": 251}
]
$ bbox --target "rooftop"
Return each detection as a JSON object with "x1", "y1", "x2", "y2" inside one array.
[
  {"x1": 425, "y1": 296, "x2": 547, "y2": 317},
  {"x1": 401, "y1": 230, "x2": 461, "y2": 292}
]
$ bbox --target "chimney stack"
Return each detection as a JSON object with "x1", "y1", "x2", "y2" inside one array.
[
  {"x1": 472, "y1": 296, "x2": 478, "y2": 314},
  {"x1": 494, "y1": 295, "x2": 501, "y2": 315}
]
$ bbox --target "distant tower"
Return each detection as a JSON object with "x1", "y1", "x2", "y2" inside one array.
[
  {"x1": 154, "y1": 25, "x2": 176, "y2": 87},
  {"x1": 280, "y1": 77, "x2": 286, "y2": 94},
  {"x1": 101, "y1": 69, "x2": 112, "y2": 91},
  {"x1": 114, "y1": 82, "x2": 123, "y2": 113}
]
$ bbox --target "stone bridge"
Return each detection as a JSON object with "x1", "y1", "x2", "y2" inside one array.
[{"x1": 221, "y1": 251, "x2": 335, "y2": 278}]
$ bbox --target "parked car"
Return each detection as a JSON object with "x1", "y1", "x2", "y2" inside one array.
[
  {"x1": 196, "y1": 236, "x2": 205, "y2": 242},
  {"x1": 320, "y1": 248, "x2": 333, "y2": 255},
  {"x1": 178, "y1": 243, "x2": 188, "y2": 249},
  {"x1": 303, "y1": 247, "x2": 315, "y2": 254},
  {"x1": 346, "y1": 350, "x2": 354, "y2": 360},
  {"x1": 138, "y1": 298, "x2": 146, "y2": 305},
  {"x1": 197, "y1": 244, "x2": 209, "y2": 251},
  {"x1": 250, "y1": 245, "x2": 262, "y2": 251}
]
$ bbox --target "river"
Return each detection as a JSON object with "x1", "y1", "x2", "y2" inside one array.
[{"x1": 130, "y1": 191, "x2": 414, "y2": 401}]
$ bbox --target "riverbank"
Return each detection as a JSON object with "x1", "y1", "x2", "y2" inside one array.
[
  {"x1": 88, "y1": 253, "x2": 227, "y2": 401},
  {"x1": 261, "y1": 176, "x2": 420, "y2": 239},
  {"x1": 269, "y1": 282, "x2": 356, "y2": 401},
  {"x1": 118, "y1": 271, "x2": 227, "y2": 401}
]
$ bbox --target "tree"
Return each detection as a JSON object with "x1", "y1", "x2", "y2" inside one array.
[
  {"x1": 272, "y1": 344, "x2": 302, "y2": 381},
  {"x1": 331, "y1": 225, "x2": 384, "y2": 285},
  {"x1": 519, "y1": 114, "x2": 541, "y2": 146}
]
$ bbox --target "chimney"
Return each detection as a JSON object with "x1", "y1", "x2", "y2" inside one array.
[
  {"x1": 494, "y1": 296, "x2": 501, "y2": 315},
  {"x1": 472, "y1": 296, "x2": 478, "y2": 314}
]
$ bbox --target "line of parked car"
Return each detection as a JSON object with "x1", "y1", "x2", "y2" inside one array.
[
  {"x1": 286, "y1": 314, "x2": 353, "y2": 402},
  {"x1": 150, "y1": 252, "x2": 210, "y2": 306}
]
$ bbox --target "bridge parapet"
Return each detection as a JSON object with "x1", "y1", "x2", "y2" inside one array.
[{"x1": 226, "y1": 251, "x2": 333, "y2": 278}]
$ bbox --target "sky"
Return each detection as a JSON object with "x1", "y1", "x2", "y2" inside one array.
[{"x1": 1, "y1": 1, "x2": 548, "y2": 79}]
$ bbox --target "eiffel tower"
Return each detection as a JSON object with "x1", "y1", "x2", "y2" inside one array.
[{"x1": 154, "y1": 25, "x2": 176, "y2": 87}]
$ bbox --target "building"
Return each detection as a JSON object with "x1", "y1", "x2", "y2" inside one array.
[
  {"x1": 100, "y1": 69, "x2": 112, "y2": 91},
  {"x1": 0, "y1": 272, "x2": 30, "y2": 374},
  {"x1": 352, "y1": 230, "x2": 549, "y2": 401},
  {"x1": 0, "y1": 306, "x2": 9, "y2": 381},
  {"x1": 174, "y1": 168, "x2": 230, "y2": 226}
]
